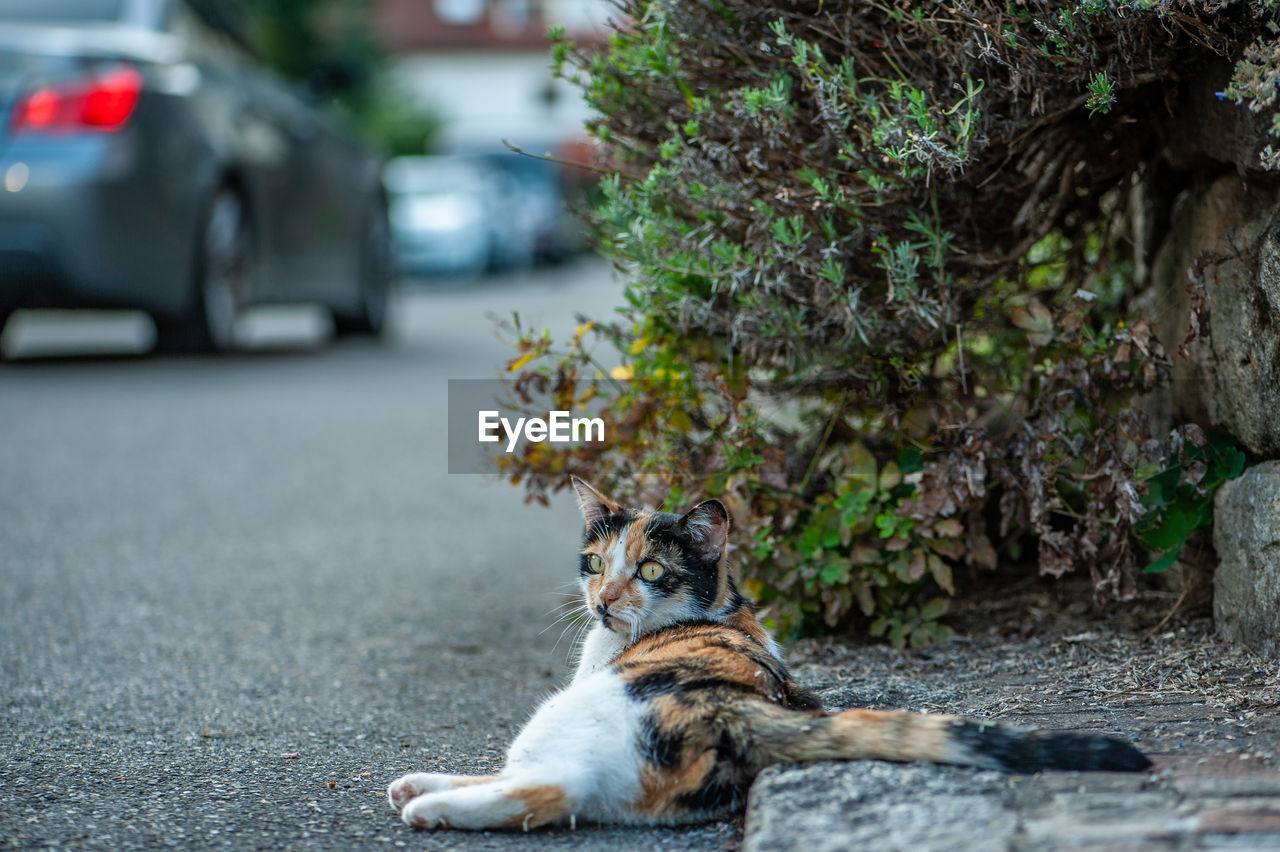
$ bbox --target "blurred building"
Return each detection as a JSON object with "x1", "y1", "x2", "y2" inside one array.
[{"x1": 374, "y1": 0, "x2": 611, "y2": 152}]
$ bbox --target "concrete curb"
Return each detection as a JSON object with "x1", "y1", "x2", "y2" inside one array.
[{"x1": 742, "y1": 651, "x2": 1280, "y2": 851}]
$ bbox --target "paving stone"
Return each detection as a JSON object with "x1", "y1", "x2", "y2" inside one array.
[
  {"x1": 744, "y1": 762, "x2": 1017, "y2": 852},
  {"x1": 1197, "y1": 803, "x2": 1280, "y2": 834},
  {"x1": 743, "y1": 637, "x2": 1280, "y2": 852},
  {"x1": 1174, "y1": 777, "x2": 1280, "y2": 797},
  {"x1": 1018, "y1": 809, "x2": 1198, "y2": 846}
]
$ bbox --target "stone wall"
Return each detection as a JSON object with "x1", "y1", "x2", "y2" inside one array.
[
  {"x1": 1150, "y1": 177, "x2": 1280, "y2": 457},
  {"x1": 1214, "y1": 461, "x2": 1280, "y2": 659},
  {"x1": 1147, "y1": 61, "x2": 1280, "y2": 656},
  {"x1": 1149, "y1": 58, "x2": 1280, "y2": 457}
]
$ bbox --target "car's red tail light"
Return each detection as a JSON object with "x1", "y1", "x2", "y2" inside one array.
[{"x1": 12, "y1": 68, "x2": 143, "y2": 134}]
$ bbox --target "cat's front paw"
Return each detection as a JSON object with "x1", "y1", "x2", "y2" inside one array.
[
  {"x1": 387, "y1": 773, "x2": 452, "y2": 811},
  {"x1": 400, "y1": 793, "x2": 455, "y2": 830}
]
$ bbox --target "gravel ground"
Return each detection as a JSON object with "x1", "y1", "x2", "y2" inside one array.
[
  {"x1": 788, "y1": 581, "x2": 1280, "y2": 744},
  {"x1": 748, "y1": 584, "x2": 1280, "y2": 851}
]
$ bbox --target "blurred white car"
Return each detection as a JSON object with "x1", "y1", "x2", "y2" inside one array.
[{"x1": 384, "y1": 155, "x2": 533, "y2": 278}]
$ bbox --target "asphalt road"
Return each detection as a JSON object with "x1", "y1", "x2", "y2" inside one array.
[{"x1": 0, "y1": 259, "x2": 741, "y2": 850}]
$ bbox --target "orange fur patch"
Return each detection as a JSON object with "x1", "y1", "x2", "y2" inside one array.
[
  {"x1": 623, "y1": 513, "x2": 650, "y2": 564},
  {"x1": 825, "y1": 709, "x2": 955, "y2": 762},
  {"x1": 711, "y1": 558, "x2": 730, "y2": 611},
  {"x1": 501, "y1": 784, "x2": 572, "y2": 831},
  {"x1": 581, "y1": 532, "x2": 620, "y2": 560},
  {"x1": 450, "y1": 775, "x2": 502, "y2": 788},
  {"x1": 725, "y1": 607, "x2": 772, "y2": 650},
  {"x1": 613, "y1": 623, "x2": 790, "y2": 704},
  {"x1": 634, "y1": 748, "x2": 717, "y2": 816}
]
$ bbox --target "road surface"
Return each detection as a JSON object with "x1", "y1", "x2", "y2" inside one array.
[{"x1": 0, "y1": 259, "x2": 741, "y2": 850}]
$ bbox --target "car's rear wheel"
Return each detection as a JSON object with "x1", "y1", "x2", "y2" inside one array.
[
  {"x1": 0, "y1": 305, "x2": 14, "y2": 360},
  {"x1": 155, "y1": 188, "x2": 252, "y2": 353},
  {"x1": 332, "y1": 201, "x2": 392, "y2": 338}
]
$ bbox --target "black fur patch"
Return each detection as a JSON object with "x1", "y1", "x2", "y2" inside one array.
[
  {"x1": 579, "y1": 508, "x2": 639, "y2": 578},
  {"x1": 581, "y1": 508, "x2": 639, "y2": 548},
  {"x1": 675, "y1": 769, "x2": 749, "y2": 815},
  {"x1": 642, "y1": 514, "x2": 722, "y2": 609},
  {"x1": 673, "y1": 726, "x2": 756, "y2": 815},
  {"x1": 784, "y1": 682, "x2": 825, "y2": 711},
  {"x1": 638, "y1": 712, "x2": 685, "y2": 769},
  {"x1": 624, "y1": 669, "x2": 762, "y2": 702},
  {"x1": 950, "y1": 720, "x2": 1152, "y2": 772}
]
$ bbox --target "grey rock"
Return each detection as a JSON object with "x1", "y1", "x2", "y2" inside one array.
[
  {"x1": 1214, "y1": 461, "x2": 1280, "y2": 658},
  {"x1": 1147, "y1": 175, "x2": 1280, "y2": 456},
  {"x1": 1017, "y1": 791, "x2": 1196, "y2": 848},
  {"x1": 743, "y1": 761, "x2": 1016, "y2": 852},
  {"x1": 1162, "y1": 59, "x2": 1279, "y2": 175},
  {"x1": 1207, "y1": 206, "x2": 1280, "y2": 456}
]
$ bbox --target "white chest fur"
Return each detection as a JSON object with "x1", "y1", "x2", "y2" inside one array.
[{"x1": 573, "y1": 623, "x2": 630, "y2": 682}]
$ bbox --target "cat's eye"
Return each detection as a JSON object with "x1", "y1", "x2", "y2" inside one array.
[
  {"x1": 638, "y1": 561, "x2": 665, "y2": 582},
  {"x1": 587, "y1": 554, "x2": 604, "y2": 574}
]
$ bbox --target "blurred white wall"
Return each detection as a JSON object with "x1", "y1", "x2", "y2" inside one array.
[
  {"x1": 391, "y1": 50, "x2": 595, "y2": 151},
  {"x1": 385, "y1": 0, "x2": 613, "y2": 151},
  {"x1": 544, "y1": 0, "x2": 612, "y2": 32}
]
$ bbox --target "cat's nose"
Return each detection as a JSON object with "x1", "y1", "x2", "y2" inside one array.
[{"x1": 598, "y1": 587, "x2": 619, "y2": 608}]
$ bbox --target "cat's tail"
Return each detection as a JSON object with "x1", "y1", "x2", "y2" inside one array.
[{"x1": 739, "y1": 704, "x2": 1151, "y2": 773}]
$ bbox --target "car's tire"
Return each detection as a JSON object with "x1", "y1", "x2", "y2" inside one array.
[
  {"x1": 0, "y1": 305, "x2": 14, "y2": 361},
  {"x1": 333, "y1": 201, "x2": 392, "y2": 338},
  {"x1": 155, "y1": 188, "x2": 252, "y2": 354}
]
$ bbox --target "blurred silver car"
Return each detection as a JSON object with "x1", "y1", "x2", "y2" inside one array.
[
  {"x1": 0, "y1": 0, "x2": 391, "y2": 353},
  {"x1": 386, "y1": 154, "x2": 541, "y2": 278},
  {"x1": 472, "y1": 148, "x2": 586, "y2": 265}
]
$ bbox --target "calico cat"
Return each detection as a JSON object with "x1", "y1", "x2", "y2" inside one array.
[{"x1": 387, "y1": 477, "x2": 1150, "y2": 831}]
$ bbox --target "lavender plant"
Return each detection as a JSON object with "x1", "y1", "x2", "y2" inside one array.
[{"x1": 508, "y1": 1, "x2": 1271, "y2": 643}]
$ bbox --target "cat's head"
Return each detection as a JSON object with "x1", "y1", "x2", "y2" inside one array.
[{"x1": 571, "y1": 477, "x2": 739, "y2": 639}]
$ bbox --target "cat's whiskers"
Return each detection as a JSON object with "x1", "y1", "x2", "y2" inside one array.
[
  {"x1": 567, "y1": 611, "x2": 594, "y2": 665},
  {"x1": 544, "y1": 602, "x2": 594, "y2": 663},
  {"x1": 537, "y1": 582, "x2": 584, "y2": 620},
  {"x1": 542, "y1": 609, "x2": 583, "y2": 643},
  {"x1": 536, "y1": 584, "x2": 589, "y2": 639},
  {"x1": 537, "y1": 599, "x2": 583, "y2": 635},
  {"x1": 538, "y1": 601, "x2": 577, "y2": 623},
  {"x1": 538, "y1": 583, "x2": 599, "y2": 667}
]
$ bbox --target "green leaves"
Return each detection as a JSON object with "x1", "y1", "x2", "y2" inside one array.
[
  {"x1": 1010, "y1": 297, "x2": 1055, "y2": 346},
  {"x1": 819, "y1": 559, "x2": 850, "y2": 585},
  {"x1": 1085, "y1": 71, "x2": 1117, "y2": 116},
  {"x1": 740, "y1": 74, "x2": 795, "y2": 123},
  {"x1": 770, "y1": 215, "x2": 810, "y2": 249},
  {"x1": 1137, "y1": 432, "x2": 1248, "y2": 573},
  {"x1": 775, "y1": 443, "x2": 963, "y2": 646},
  {"x1": 870, "y1": 601, "x2": 954, "y2": 648}
]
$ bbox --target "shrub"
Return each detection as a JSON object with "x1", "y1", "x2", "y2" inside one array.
[{"x1": 504, "y1": 1, "x2": 1270, "y2": 644}]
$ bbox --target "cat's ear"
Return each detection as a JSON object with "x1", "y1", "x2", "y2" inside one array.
[
  {"x1": 677, "y1": 499, "x2": 730, "y2": 563},
  {"x1": 571, "y1": 477, "x2": 620, "y2": 528}
]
